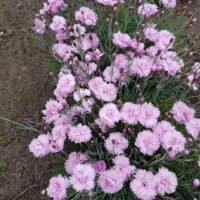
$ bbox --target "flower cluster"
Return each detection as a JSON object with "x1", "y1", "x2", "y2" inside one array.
[{"x1": 30, "y1": 0, "x2": 200, "y2": 200}]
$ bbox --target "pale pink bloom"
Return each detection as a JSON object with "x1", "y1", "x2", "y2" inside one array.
[
  {"x1": 113, "y1": 54, "x2": 128, "y2": 71},
  {"x1": 120, "y1": 102, "x2": 140, "y2": 125},
  {"x1": 82, "y1": 33, "x2": 100, "y2": 51},
  {"x1": 105, "y1": 132, "x2": 129, "y2": 154},
  {"x1": 56, "y1": 31, "x2": 67, "y2": 42},
  {"x1": 87, "y1": 62, "x2": 97, "y2": 74},
  {"x1": 73, "y1": 88, "x2": 91, "y2": 102},
  {"x1": 92, "y1": 160, "x2": 107, "y2": 173},
  {"x1": 113, "y1": 32, "x2": 132, "y2": 48},
  {"x1": 99, "y1": 103, "x2": 121, "y2": 127},
  {"x1": 154, "y1": 167, "x2": 178, "y2": 195},
  {"x1": 65, "y1": 152, "x2": 89, "y2": 174},
  {"x1": 161, "y1": 131, "x2": 186, "y2": 153},
  {"x1": 42, "y1": 99, "x2": 63, "y2": 124},
  {"x1": 130, "y1": 56, "x2": 153, "y2": 77},
  {"x1": 54, "y1": 74, "x2": 76, "y2": 100},
  {"x1": 73, "y1": 24, "x2": 86, "y2": 37},
  {"x1": 95, "y1": 118, "x2": 110, "y2": 133},
  {"x1": 54, "y1": 114, "x2": 72, "y2": 129},
  {"x1": 68, "y1": 124, "x2": 92, "y2": 143},
  {"x1": 130, "y1": 170, "x2": 157, "y2": 200},
  {"x1": 82, "y1": 97, "x2": 95, "y2": 113},
  {"x1": 75, "y1": 7, "x2": 97, "y2": 26},
  {"x1": 96, "y1": 0, "x2": 124, "y2": 7},
  {"x1": 33, "y1": 17, "x2": 46, "y2": 34},
  {"x1": 70, "y1": 105, "x2": 83, "y2": 117},
  {"x1": 51, "y1": 125, "x2": 68, "y2": 141},
  {"x1": 52, "y1": 43, "x2": 73, "y2": 62},
  {"x1": 138, "y1": 3, "x2": 158, "y2": 18},
  {"x1": 47, "y1": 175, "x2": 69, "y2": 200},
  {"x1": 171, "y1": 101, "x2": 195, "y2": 124},
  {"x1": 70, "y1": 164, "x2": 96, "y2": 192},
  {"x1": 113, "y1": 155, "x2": 135, "y2": 179},
  {"x1": 156, "y1": 30, "x2": 175, "y2": 50},
  {"x1": 100, "y1": 83, "x2": 117, "y2": 102},
  {"x1": 50, "y1": 16, "x2": 66, "y2": 32},
  {"x1": 144, "y1": 27, "x2": 159, "y2": 42},
  {"x1": 135, "y1": 130, "x2": 160, "y2": 156},
  {"x1": 103, "y1": 66, "x2": 120, "y2": 83},
  {"x1": 153, "y1": 121, "x2": 176, "y2": 142},
  {"x1": 29, "y1": 134, "x2": 50, "y2": 158},
  {"x1": 98, "y1": 169, "x2": 124, "y2": 194},
  {"x1": 186, "y1": 118, "x2": 200, "y2": 139},
  {"x1": 88, "y1": 77, "x2": 105, "y2": 100},
  {"x1": 162, "y1": 0, "x2": 176, "y2": 9},
  {"x1": 138, "y1": 102, "x2": 160, "y2": 128},
  {"x1": 44, "y1": 0, "x2": 67, "y2": 14},
  {"x1": 49, "y1": 136, "x2": 65, "y2": 153}
]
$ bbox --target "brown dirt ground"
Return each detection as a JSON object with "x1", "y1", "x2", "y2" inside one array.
[
  {"x1": 0, "y1": 0, "x2": 52, "y2": 199},
  {"x1": 0, "y1": 0, "x2": 199, "y2": 200}
]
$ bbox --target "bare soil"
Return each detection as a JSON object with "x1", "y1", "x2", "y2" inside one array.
[{"x1": 0, "y1": 0, "x2": 199, "y2": 200}]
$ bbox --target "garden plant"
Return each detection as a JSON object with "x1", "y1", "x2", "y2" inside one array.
[{"x1": 28, "y1": 0, "x2": 200, "y2": 199}]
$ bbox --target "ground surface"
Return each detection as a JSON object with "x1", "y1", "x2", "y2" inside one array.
[{"x1": 0, "y1": 1, "x2": 199, "y2": 200}]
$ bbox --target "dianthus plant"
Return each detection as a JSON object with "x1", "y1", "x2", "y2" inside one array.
[{"x1": 30, "y1": 0, "x2": 200, "y2": 199}]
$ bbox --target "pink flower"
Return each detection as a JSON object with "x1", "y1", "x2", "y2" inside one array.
[
  {"x1": 113, "y1": 54, "x2": 128, "y2": 71},
  {"x1": 70, "y1": 164, "x2": 96, "y2": 192},
  {"x1": 113, "y1": 155, "x2": 135, "y2": 179},
  {"x1": 130, "y1": 56, "x2": 153, "y2": 77},
  {"x1": 130, "y1": 170, "x2": 157, "y2": 200},
  {"x1": 171, "y1": 101, "x2": 195, "y2": 124},
  {"x1": 135, "y1": 131, "x2": 160, "y2": 156},
  {"x1": 56, "y1": 31, "x2": 67, "y2": 42},
  {"x1": 161, "y1": 131, "x2": 186, "y2": 153},
  {"x1": 42, "y1": 99, "x2": 63, "y2": 124},
  {"x1": 46, "y1": 175, "x2": 69, "y2": 200},
  {"x1": 33, "y1": 17, "x2": 46, "y2": 34},
  {"x1": 120, "y1": 102, "x2": 140, "y2": 125},
  {"x1": 29, "y1": 134, "x2": 50, "y2": 158},
  {"x1": 153, "y1": 121, "x2": 176, "y2": 142},
  {"x1": 105, "y1": 132, "x2": 129, "y2": 154},
  {"x1": 44, "y1": 0, "x2": 67, "y2": 14},
  {"x1": 98, "y1": 169, "x2": 124, "y2": 194},
  {"x1": 100, "y1": 83, "x2": 117, "y2": 102},
  {"x1": 92, "y1": 160, "x2": 107, "y2": 173},
  {"x1": 51, "y1": 125, "x2": 68, "y2": 141},
  {"x1": 54, "y1": 114, "x2": 72, "y2": 132},
  {"x1": 138, "y1": 3, "x2": 158, "y2": 18},
  {"x1": 162, "y1": 0, "x2": 176, "y2": 9},
  {"x1": 75, "y1": 7, "x2": 97, "y2": 26},
  {"x1": 54, "y1": 74, "x2": 76, "y2": 100},
  {"x1": 68, "y1": 124, "x2": 92, "y2": 143},
  {"x1": 154, "y1": 167, "x2": 178, "y2": 195},
  {"x1": 103, "y1": 66, "x2": 120, "y2": 83},
  {"x1": 96, "y1": 0, "x2": 124, "y2": 7},
  {"x1": 95, "y1": 118, "x2": 110, "y2": 133},
  {"x1": 88, "y1": 77, "x2": 105, "y2": 99},
  {"x1": 156, "y1": 30, "x2": 175, "y2": 50},
  {"x1": 99, "y1": 103, "x2": 121, "y2": 127},
  {"x1": 113, "y1": 32, "x2": 132, "y2": 48},
  {"x1": 65, "y1": 152, "x2": 89, "y2": 174},
  {"x1": 73, "y1": 88, "x2": 91, "y2": 102},
  {"x1": 144, "y1": 27, "x2": 159, "y2": 42},
  {"x1": 73, "y1": 24, "x2": 86, "y2": 37},
  {"x1": 49, "y1": 136, "x2": 65, "y2": 153},
  {"x1": 82, "y1": 33, "x2": 100, "y2": 51},
  {"x1": 52, "y1": 43, "x2": 73, "y2": 62},
  {"x1": 50, "y1": 16, "x2": 66, "y2": 32},
  {"x1": 138, "y1": 103, "x2": 160, "y2": 128},
  {"x1": 186, "y1": 118, "x2": 200, "y2": 139}
]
